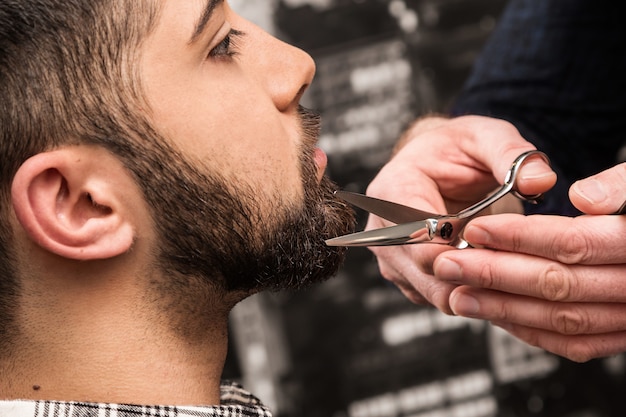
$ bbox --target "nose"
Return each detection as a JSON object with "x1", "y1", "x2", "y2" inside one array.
[
  {"x1": 242, "y1": 21, "x2": 316, "y2": 112},
  {"x1": 265, "y1": 38, "x2": 316, "y2": 112}
]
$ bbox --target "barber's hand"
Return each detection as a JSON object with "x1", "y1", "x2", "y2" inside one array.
[
  {"x1": 435, "y1": 163, "x2": 626, "y2": 361},
  {"x1": 365, "y1": 115, "x2": 556, "y2": 313}
]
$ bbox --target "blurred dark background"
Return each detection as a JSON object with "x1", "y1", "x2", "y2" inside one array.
[{"x1": 225, "y1": 1, "x2": 626, "y2": 416}]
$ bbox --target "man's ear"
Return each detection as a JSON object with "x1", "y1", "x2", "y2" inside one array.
[{"x1": 11, "y1": 147, "x2": 136, "y2": 260}]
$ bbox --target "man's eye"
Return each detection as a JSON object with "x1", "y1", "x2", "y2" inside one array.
[{"x1": 209, "y1": 29, "x2": 244, "y2": 59}]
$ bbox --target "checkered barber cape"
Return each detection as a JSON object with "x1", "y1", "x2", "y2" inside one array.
[{"x1": 0, "y1": 381, "x2": 272, "y2": 417}]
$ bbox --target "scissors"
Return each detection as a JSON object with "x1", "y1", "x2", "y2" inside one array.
[{"x1": 326, "y1": 150, "x2": 550, "y2": 249}]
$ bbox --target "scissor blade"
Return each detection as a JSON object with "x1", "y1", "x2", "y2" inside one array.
[
  {"x1": 335, "y1": 191, "x2": 438, "y2": 224},
  {"x1": 325, "y1": 220, "x2": 431, "y2": 247}
]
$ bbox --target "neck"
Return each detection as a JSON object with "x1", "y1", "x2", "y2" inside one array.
[
  {"x1": 1, "y1": 268, "x2": 234, "y2": 406},
  {"x1": 2, "y1": 330, "x2": 229, "y2": 406}
]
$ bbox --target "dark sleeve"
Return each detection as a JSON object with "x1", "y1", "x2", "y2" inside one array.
[{"x1": 450, "y1": 0, "x2": 626, "y2": 215}]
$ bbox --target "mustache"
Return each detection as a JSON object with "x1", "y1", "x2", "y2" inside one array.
[{"x1": 298, "y1": 105, "x2": 321, "y2": 146}]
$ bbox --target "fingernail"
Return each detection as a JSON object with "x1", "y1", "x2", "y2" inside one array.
[
  {"x1": 520, "y1": 160, "x2": 555, "y2": 180},
  {"x1": 436, "y1": 258, "x2": 462, "y2": 281},
  {"x1": 464, "y1": 225, "x2": 491, "y2": 246},
  {"x1": 451, "y1": 293, "x2": 480, "y2": 316},
  {"x1": 574, "y1": 178, "x2": 607, "y2": 204}
]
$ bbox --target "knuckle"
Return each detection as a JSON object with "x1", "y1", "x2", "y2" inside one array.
[
  {"x1": 538, "y1": 263, "x2": 572, "y2": 301},
  {"x1": 477, "y1": 261, "x2": 498, "y2": 289},
  {"x1": 553, "y1": 226, "x2": 593, "y2": 265},
  {"x1": 494, "y1": 302, "x2": 512, "y2": 322},
  {"x1": 496, "y1": 119, "x2": 521, "y2": 137},
  {"x1": 510, "y1": 227, "x2": 524, "y2": 253},
  {"x1": 399, "y1": 286, "x2": 428, "y2": 306},
  {"x1": 502, "y1": 227, "x2": 526, "y2": 252},
  {"x1": 425, "y1": 281, "x2": 455, "y2": 315},
  {"x1": 551, "y1": 306, "x2": 590, "y2": 335},
  {"x1": 468, "y1": 115, "x2": 515, "y2": 134}
]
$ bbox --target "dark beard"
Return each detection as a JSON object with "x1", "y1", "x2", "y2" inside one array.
[
  {"x1": 128, "y1": 106, "x2": 355, "y2": 299},
  {"x1": 224, "y1": 171, "x2": 356, "y2": 293}
]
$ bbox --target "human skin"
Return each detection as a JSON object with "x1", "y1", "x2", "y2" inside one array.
[
  {"x1": 4, "y1": 0, "x2": 352, "y2": 406},
  {"x1": 366, "y1": 115, "x2": 626, "y2": 362},
  {"x1": 141, "y1": 0, "x2": 318, "y2": 207}
]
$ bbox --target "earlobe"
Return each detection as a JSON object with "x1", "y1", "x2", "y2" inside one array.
[{"x1": 11, "y1": 148, "x2": 135, "y2": 260}]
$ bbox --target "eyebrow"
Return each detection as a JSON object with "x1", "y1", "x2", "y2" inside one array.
[{"x1": 189, "y1": 0, "x2": 224, "y2": 44}]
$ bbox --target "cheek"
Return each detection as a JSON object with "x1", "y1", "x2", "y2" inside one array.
[
  {"x1": 205, "y1": 80, "x2": 304, "y2": 195},
  {"x1": 230, "y1": 130, "x2": 304, "y2": 204},
  {"x1": 147, "y1": 65, "x2": 305, "y2": 201}
]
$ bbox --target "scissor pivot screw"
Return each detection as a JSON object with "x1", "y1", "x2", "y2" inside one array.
[{"x1": 440, "y1": 222, "x2": 453, "y2": 240}]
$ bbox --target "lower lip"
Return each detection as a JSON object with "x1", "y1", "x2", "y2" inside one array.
[
  {"x1": 314, "y1": 147, "x2": 328, "y2": 180},
  {"x1": 314, "y1": 147, "x2": 328, "y2": 169}
]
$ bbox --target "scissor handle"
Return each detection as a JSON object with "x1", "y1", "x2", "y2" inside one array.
[
  {"x1": 505, "y1": 150, "x2": 550, "y2": 202},
  {"x1": 456, "y1": 150, "x2": 550, "y2": 220}
]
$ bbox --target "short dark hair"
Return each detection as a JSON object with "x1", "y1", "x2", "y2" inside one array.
[{"x1": 0, "y1": 0, "x2": 160, "y2": 352}]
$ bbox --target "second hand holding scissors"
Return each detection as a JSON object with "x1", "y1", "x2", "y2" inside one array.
[{"x1": 325, "y1": 150, "x2": 550, "y2": 249}]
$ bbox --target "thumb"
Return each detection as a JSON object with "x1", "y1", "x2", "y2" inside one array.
[
  {"x1": 569, "y1": 163, "x2": 626, "y2": 214},
  {"x1": 514, "y1": 156, "x2": 558, "y2": 196},
  {"x1": 461, "y1": 117, "x2": 556, "y2": 194}
]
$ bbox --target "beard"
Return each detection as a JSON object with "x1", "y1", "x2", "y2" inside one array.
[{"x1": 128, "y1": 106, "x2": 355, "y2": 302}]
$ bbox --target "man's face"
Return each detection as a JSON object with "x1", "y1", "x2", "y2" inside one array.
[
  {"x1": 142, "y1": 0, "x2": 317, "y2": 204},
  {"x1": 133, "y1": 0, "x2": 355, "y2": 296}
]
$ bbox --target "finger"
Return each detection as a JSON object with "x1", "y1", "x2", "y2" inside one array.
[
  {"x1": 395, "y1": 280, "x2": 429, "y2": 306},
  {"x1": 513, "y1": 157, "x2": 558, "y2": 196},
  {"x1": 366, "y1": 141, "x2": 448, "y2": 215},
  {"x1": 371, "y1": 244, "x2": 457, "y2": 313},
  {"x1": 462, "y1": 213, "x2": 626, "y2": 264},
  {"x1": 367, "y1": 116, "x2": 554, "y2": 213},
  {"x1": 492, "y1": 322, "x2": 626, "y2": 363},
  {"x1": 435, "y1": 249, "x2": 626, "y2": 302},
  {"x1": 569, "y1": 162, "x2": 626, "y2": 214},
  {"x1": 375, "y1": 253, "x2": 429, "y2": 305},
  {"x1": 452, "y1": 116, "x2": 556, "y2": 195},
  {"x1": 449, "y1": 287, "x2": 626, "y2": 335}
]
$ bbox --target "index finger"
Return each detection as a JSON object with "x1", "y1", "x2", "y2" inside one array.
[
  {"x1": 437, "y1": 249, "x2": 626, "y2": 303},
  {"x1": 463, "y1": 213, "x2": 626, "y2": 265},
  {"x1": 452, "y1": 116, "x2": 557, "y2": 196}
]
